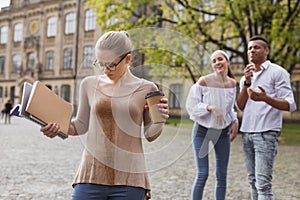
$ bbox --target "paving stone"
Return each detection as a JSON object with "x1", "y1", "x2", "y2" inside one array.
[{"x1": 0, "y1": 118, "x2": 299, "y2": 199}]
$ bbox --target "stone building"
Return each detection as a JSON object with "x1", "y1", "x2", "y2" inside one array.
[
  {"x1": 0, "y1": 0, "x2": 299, "y2": 121},
  {"x1": 0, "y1": 0, "x2": 99, "y2": 114}
]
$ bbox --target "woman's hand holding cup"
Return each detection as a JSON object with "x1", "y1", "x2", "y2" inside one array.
[{"x1": 145, "y1": 91, "x2": 169, "y2": 123}]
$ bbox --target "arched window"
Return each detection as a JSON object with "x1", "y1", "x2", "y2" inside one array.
[
  {"x1": 0, "y1": 86, "x2": 3, "y2": 98},
  {"x1": 45, "y1": 50, "x2": 54, "y2": 70},
  {"x1": 0, "y1": 26, "x2": 8, "y2": 44},
  {"x1": 61, "y1": 84, "x2": 71, "y2": 102},
  {"x1": 63, "y1": 48, "x2": 72, "y2": 69},
  {"x1": 0, "y1": 56, "x2": 5, "y2": 74},
  {"x1": 65, "y1": 12, "x2": 76, "y2": 34},
  {"x1": 14, "y1": 23, "x2": 23, "y2": 42},
  {"x1": 85, "y1": 9, "x2": 96, "y2": 31},
  {"x1": 12, "y1": 54, "x2": 21, "y2": 73},
  {"x1": 47, "y1": 16, "x2": 57, "y2": 37},
  {"x1": 27, "y1": 52, "x2": 35, "y2": 70},
  {"x1": 83, "y1": 45, "x2": 94, "y2": 68}
]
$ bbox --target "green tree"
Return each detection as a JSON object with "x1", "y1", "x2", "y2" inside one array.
[{"x1": 88, "y1": 0, "x2": 300, "y2": 83}]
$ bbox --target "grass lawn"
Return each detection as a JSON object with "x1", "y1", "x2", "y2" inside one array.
[
  {"x1": 166, "y1": 118, "x2": 300, "y2": 146},
  {"x1": 279, "y1": 123, "x2": 300, "y2": 146},
  {"x1": 165, "y1": 117, "x2": 194, "y2": 129}
]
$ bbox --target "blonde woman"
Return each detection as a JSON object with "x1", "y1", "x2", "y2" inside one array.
[
  {"x1": 186, "y1": 50, "x2": 238, "y2": 200},
  {"x1": 41, "y1": 31, "x2": 169, "y2": 200}
]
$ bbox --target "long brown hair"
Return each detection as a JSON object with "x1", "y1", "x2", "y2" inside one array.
[{"x1": 227, "y1": 67, "x2": 234, "y2": 79}]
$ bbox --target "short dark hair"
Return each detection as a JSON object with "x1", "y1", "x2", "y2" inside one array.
[{"x1": 249, "y1": 35, "x2": 269, "y2": 48}]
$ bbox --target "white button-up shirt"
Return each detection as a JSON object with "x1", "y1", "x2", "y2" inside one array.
[
  {"x1": 186, "y1": 84, "x2": 237, "y2": 129},
  {"x1": 238, "y1": 60, "x2": 296, "y2": 133}
]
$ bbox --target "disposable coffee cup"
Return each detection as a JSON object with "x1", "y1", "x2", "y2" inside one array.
[{"x1": 145, "y1": 91, "x2": 165, "y2": 124}]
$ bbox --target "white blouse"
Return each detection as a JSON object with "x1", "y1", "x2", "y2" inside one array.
[{"x1": 186, "y1": 84, "x2": 237, "y2": 129}]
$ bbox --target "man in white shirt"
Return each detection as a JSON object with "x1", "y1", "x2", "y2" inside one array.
[{"x1": 236, "y1": 35, "x2": 296, "y2": 200}]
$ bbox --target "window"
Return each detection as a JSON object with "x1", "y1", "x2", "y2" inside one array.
[
  {"x1": 106, "y1": 18, "x2": 118, "y2": 28},
  {"x1": 4, "y1": 87, "x2": 7, "y2": 97},
  {"x1": 13, "y1": 23, "x2": 23, "y2": 42},
  {"x1": 61, "y1": 84, "x2": 71, "y2": 102},
  {"x1": 85, "y1": 9, "x2": 96, "y2": 31},
  {"x1": 47, "y1": 16, "x2": 57, "y2": 37},
  {"x1": 169, "y1": 84, "x2": 183, "y2": 109},
  {"x1": 53, "y1": 85, "x2": 58, "y2": 94},
  {"x1": 45, "y1": 51, "x2": 54, "y2": 70},
  {"x1": 27, "y1": 52, "x2": 35, "y2": 70},
  {"x1": 65, "y1": 12, "x2": 76, "y2": 34},
  {"x1": 0, "y1": 56, "x2": 5, "y2": 74},
  {"x1": 12, "y1": 54, "x2": 21, "y2": 73},
  {"x1": 105, "y1": 5, "x2": 118, "y2": 27},
  {"x1": 0, "y1": 26, "x2": 8, "y2": 44},
  {"x1": 83, "y1": 45, "x2": 94, "y2": 68},
  {"x1": 63, "y1": 48, "x2": 72, "y2": 69},
  {"x1": 10, "y1": 86, "x2": 15, "y2": 100}
]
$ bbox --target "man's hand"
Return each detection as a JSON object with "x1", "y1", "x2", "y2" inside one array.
[
  {"x1": 243, "y1": 63, "x2": 255, "y2": 83},
  {"x1": 247, "y1": 86, "x2": 268, "y2": 102}
]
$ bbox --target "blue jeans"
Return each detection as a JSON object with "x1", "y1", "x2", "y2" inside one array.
[
  {"x1": 242, "y1": 132, "x2": 278, "y2": 200},
  {"x1": 191, "y1": 123, "x2": 230, "y2": 200},
  {"x1": 71, "y1": 183, "x2": 146, "y2": 200}
]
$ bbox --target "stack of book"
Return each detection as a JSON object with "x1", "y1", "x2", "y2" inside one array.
[{"x1": 11, "y1": 81, "x2": 73, "y2": 139}]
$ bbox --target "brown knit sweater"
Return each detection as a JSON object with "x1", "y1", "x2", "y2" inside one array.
[{"x1": 72, "y1": 69, "x2": 163, "y2": 190}]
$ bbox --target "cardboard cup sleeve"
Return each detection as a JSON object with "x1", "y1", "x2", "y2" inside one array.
[{"x1": 145, "y1": 91, "x2": 165, "y2": 124}]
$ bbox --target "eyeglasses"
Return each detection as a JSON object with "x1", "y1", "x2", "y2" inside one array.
[{"x1": 93, "y1": 53, "x2": 129, "y2": 71}]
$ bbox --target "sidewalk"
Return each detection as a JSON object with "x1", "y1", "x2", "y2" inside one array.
[{"x1": 0, "y1": 117, "x2": 299, "y2": 199}]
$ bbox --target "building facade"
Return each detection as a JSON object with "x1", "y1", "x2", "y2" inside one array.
[{"x1": 0, "y1": 0, "x2": 99, "y2": 113}]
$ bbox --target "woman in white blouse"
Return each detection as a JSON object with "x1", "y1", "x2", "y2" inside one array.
[{"x1": 186, "y1": 50, "x2": 238, "y2": 200}]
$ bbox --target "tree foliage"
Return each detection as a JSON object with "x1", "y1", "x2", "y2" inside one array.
[{"x1": 87, "y1": 0, "x2": 300, "y2": 83}]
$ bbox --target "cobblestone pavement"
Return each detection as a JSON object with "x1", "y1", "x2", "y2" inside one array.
[{"x1": 0, "y1": 117, "x2": 299, "y2": 200}]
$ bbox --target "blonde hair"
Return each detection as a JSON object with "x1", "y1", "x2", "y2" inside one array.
[{"x1": 95, "y1": 31, "x2": 132, "y2": 57}]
